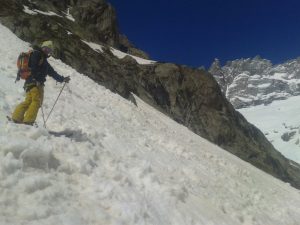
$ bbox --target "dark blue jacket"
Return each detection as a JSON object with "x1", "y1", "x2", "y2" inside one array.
[{"x1": 25, "y1": 46, "x2": 64, "y2": 91}]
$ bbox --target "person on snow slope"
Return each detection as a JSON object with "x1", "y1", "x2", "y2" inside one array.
[{"x1": 12, "y1": 40, "x2": 70, "y2": 125}]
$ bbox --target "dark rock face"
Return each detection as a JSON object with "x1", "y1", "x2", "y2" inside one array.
[
  {"x1": 281, "y1": 131, "x2": 297, "y2": 142},
  {"x1": 71, "y1": 0, "x2": 118, "y2": 46},
  {"x1": 3, "y1": 0, "x2": 148, "y2": 58},
  {"x1": 1, "y1": 0, "x2": 300, "y2": 189}
]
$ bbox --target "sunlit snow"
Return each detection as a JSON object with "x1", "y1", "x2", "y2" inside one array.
[
  {"x1": 23, "y1": 5, "x2": 62, "y2": 17},
  {"x1": 239, "y1": 95, "x2": 300, "y2": 164},
  {"x1": 82, "y1": 40, "x2": 155, "y2": 65},
  {"x1": 1, "y1": 23, "x2": 300, "y2": 225}
]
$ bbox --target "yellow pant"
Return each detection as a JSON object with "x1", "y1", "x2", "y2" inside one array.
[{"x1": 12, "y1": 86, "x2": 44, "y2": 124}]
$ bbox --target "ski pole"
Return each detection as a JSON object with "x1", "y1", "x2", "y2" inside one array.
[
  {"x1": 44, "y1": 82, "x2": 67, "y2": 127},
  {"x1": 41, "y1": 104, "x2": 47, "y2": 128}
]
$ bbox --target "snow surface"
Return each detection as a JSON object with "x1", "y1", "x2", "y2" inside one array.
[
  {"x1": 1, "y1": 23, "x2": 300, "y2": 225},
  {"x1": 239, "y1": 96, "x2": 300, "y2": 164},
  {"x1": 82, "y1": 40, "x2": 156, "y2": 65},
  {"x1": 23, "y1": 6, "x2": 38, "y2": 15},
  {"x1": 63, "y1": 8, "x2": 75, "y2": 22},
  {"x1": 109, "y1": 48, "x2": 156, "y2": 65},
  {"x1": 82, "y1": 40, "x2": 104, "y2": 53},
  {"x1": 23, "y1": 5, "x2": 74, "y2": 22},
  {"x1": 23, "y1": 5, "x2": 62, "y2": 17}
]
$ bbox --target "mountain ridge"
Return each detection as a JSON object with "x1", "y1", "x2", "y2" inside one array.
[{"x1": 209, "y1": 56, "x2": 300, "y2": 108}]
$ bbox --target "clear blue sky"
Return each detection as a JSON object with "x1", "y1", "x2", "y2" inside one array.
[{"x1": 108, "y1": 0, "x2": 300, "y2": 68}]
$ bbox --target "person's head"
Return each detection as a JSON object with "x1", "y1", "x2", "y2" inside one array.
[{"x1": 41, "y1": 40, "x2": 54, "y2": 57}]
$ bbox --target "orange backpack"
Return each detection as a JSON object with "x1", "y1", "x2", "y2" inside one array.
[{"x1": 17, "y1": 50, "x2": 33, "y2": 80}]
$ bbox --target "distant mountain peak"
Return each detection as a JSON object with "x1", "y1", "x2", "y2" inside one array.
[{"x1": 209, "y1": 56, "x2": 300, "y2": 108}]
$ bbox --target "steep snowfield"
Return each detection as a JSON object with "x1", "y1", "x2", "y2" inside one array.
[
  {"x1": 1, "y1": 23, "x2": 300, "y2": 225},
  {"x1": 239, "y1": 96, "x2": 300, "y2": 164}
]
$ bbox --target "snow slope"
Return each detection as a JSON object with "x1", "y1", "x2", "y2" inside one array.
[
  {"x1": 239, "y1": 96, "x2": 300, "y2": 164},
  {"x1": 82, "y1": 40, "x2": 156, "y2": 65},
  {"x1": 1, "y1": 23, "x2": 300, "y2": 225}
]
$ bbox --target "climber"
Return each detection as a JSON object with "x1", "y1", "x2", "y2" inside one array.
[{"x1": 11, "y1": 40, "x2": 70, "y2": 125}]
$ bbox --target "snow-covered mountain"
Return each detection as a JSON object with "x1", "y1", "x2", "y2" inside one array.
[
  {"x1": 209, "y1": 56, "x2": 300, "y2": 108},
  {"x1": 1, "y1": 21, "x2": 300, "y2": 225},
  {"x1": 209, "y1": 56, "x2": 300, "y2": 165}
]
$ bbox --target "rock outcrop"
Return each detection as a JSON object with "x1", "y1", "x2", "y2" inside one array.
[{"x1": 1, "y1": 0, "x2": 300, "y2": 188}]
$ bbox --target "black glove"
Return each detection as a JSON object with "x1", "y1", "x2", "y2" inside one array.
[{"x1": 63, "y1": 76, "x2": 70, "y2": 83}]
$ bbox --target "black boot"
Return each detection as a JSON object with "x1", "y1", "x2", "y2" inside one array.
[{"x1": 23, "y1": 122, "x2": 34, "y2": 126}]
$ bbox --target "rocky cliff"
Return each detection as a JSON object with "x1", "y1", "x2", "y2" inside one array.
[
  {"x1": 209, "y1": 57, "x2": 300, "y2": 108},
  {"x1": 1, "y1": 0, "x2": 300, "y2": 188}
]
